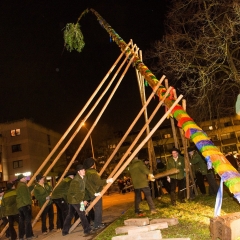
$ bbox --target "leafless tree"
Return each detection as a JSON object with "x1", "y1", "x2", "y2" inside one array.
[{"x1": 146, "y1": 0, "x2": 240, "y2": 123}]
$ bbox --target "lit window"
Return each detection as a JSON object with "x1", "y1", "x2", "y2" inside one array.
[
  {"x1": 209, "y1": 126, "x2": 213, "y2": 130},
  {"x1": 164, "y1": 134, "x2": 171, "y2": 139},
  {"x1": 11, "y1": 129, "x2": 20, "y2": 137},
  {"x1": 12, "y1": 144, "x2": 22, "y2": 152},
  {"x1": 13, "y1": 160, "x2": 23, "y2": 169}
]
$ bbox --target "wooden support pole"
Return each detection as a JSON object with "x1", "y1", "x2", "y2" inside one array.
[
  {"x1": 43, "y1": 43, "x2": 136, "y2": 177},
  {"x1": 165, "y1": 79, "x2": 179, "y2": 149},
  {"x1": 99, "y1": 75, "x2": 166, "y2": 176},
  {"x1": 69, "y1": 94, "x2": 183, "y2": 233},
  {"x1": 26, "y1": 40, "x2": 133, "y2": 187},
  {"x1": 109, "y1": 86, "x2": 173, "y2": 179},
  {"x1": 31, "y1": 44, "x2": 139, "y2": 228}
]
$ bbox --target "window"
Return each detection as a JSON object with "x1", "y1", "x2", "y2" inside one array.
[
  {"x1": 12, "y1": 144, "x2": 22, "y2": 152},
  {"x1": 13, "y1": 160, "x2": 23, "y2": 169},
  {"x1": 221, "y1": 132, "x2": 236, "y2": 140},
  {"x1": 224, "y1": 121, "x2": 233, "y2": 127},
  {"x1": 210, "y1": 135, "x2": 219, "y2": 141},
  {"x1": 164, "y1": 134, "x2": 171, "y2": 139},
  {"x1": 11, "y1": 129, "x2": 20, "y2": 137}
]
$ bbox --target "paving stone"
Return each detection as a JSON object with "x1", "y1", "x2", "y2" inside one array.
[
  {"x1": 112, "y1": 230, "x2": 162, "y2": 240},
  {"x1": 161, "y1": 238, "x2": 190, "y2": 240},
  {"x1": 128, "y1": 222, "x2": 168, "y2": 235},
  {"x1": 150, "y1": 218, "x2": 179, "y2": 226},
  {"x1": 124, "y1": 217, "x2": 149, "y2": 226},
  {"x1": 115, "y1": 226, "x2": 141, "y2": 235}
]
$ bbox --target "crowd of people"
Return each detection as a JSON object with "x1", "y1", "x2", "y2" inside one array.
[
  {"x1": 0, "y1": 157, "x2": 114, "y2": 240},
  {"x1": 0, "y1": 147, "x2": 230, "y2": 239}
]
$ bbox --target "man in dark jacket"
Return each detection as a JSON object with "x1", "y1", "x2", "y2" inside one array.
[
  {"x1": 83, "y1": 157, "x2": 113, "y2": 230},
  {"x1": 62, "y1": 164, "x2": 94, "y2": 237},
  {"x1": 2, "y1": 183, "x2": 19, "y2": 240},
  {"x1": 51, "y1": 171, "x2": 75, "y2": 230},
  {"x1": 166, "y1": 148, "x2": 186, "y2": 205},
  {"x1": 128, "y1": 155, "x2": 156, "y2": 216},
  {"x1": 16, "y1": 174, "x2": 37, "y2": 240},
  {"x1": 33, "y1": 174, "x2": 54, "y2": 235}
]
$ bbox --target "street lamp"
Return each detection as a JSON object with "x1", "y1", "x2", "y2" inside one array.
[{"x1": 82, "y1": 122, "x2": 95, "y2": 159}]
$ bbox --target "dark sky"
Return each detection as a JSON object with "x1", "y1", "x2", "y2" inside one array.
[{"x1": 0, "y1": 0, "x2": 168, "y2": 134}]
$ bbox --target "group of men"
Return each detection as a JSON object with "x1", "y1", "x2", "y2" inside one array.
[{"x1": 0, "y1": 157, "x2": 114, "y2": 239}]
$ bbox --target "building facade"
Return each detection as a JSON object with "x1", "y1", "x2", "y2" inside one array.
[
  {"x1": 0, "y1": 119, "x2": 67, "y2": 184},
  {"x1": 104, "y1": 115, "x2": 240, "y2": 164}
]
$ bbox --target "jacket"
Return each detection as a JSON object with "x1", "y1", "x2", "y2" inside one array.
[
  {"x1": 189, "y1": 151, "x2": 207, "y2": 175},
  {"x1": 51, "y1": 177, "x2": 72, "y2": 201},
  {"x1": 2, "y1": 189, "x2": 18, "y2": 216},
  {"x1": 16, "y1": 181, "x2": 32, "y2": 209},
  {"x1": 85, "y1": 168, "x2": 106, "y2": 198},
  {"x1": 128, "y1": 157, "x2": 150, "y2": 189},
  {"x1": 33, "y1": 182, "x2": 52, "y2": 208},
  {"x1": 166, "y1": 154, "x2": 185, "y2": 180},
  {"x1": 67, "y1": 174, "x2": 86, "y2": 204}
]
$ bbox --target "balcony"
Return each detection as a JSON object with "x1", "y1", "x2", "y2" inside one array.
[{"x1": 221, "y1": 138, "x2": 238, "y2": 145}]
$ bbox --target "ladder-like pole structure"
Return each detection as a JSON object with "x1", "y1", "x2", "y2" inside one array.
[{"x1": 64, "y1": 8, "x2": 240, "y2": 201}]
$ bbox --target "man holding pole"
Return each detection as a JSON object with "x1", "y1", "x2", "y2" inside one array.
[
  {"x1": 128, "y1": 154, "x2": 157, "y2": 216},
  {"x1": 33, "y1": 174, "x2": 54, "y2": 235},
  {"x1": 83, "y1": 157, "x2": 113, "y2": 230},
  {"x1": 62, "y1": 164, "x2": 94, "y2": 237},
  {"x1": 16, "y1": 174, "x2": 37, "y2": 240},
  {"x1": 166, "y1": 148, "x2": 186, "y2": 205}
]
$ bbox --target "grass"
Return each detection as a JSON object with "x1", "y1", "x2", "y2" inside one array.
[{"x1": 94, "y1": 187, "x2": 240, "y2": 240}]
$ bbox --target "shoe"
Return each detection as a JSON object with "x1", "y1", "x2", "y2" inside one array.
[
  {"x1": 157, "y1": 197, "x2": 162, "y2": 200},
  {"x1": 84, "y1": 229, "x2": 96, "y2": 236},
  {"x1": 94, "y1": 223, "x2": 106, "y2": 230},
  {"x1": 56, "y1": 228, "x2": 61, "y2": 232},
  {"x1": 180, "y1": 199, "x2": 186, "y2": 203},
  {"x1": 43, "y1": 232, "x2": 48, "y2": 235},
  {"x1": 171, "y1": 202, "x2": 176, "y2": 206},
  {"x1": 26, "y1": 236, "x2": 38, "y2": 240},
  {"x1": 151, "y1": 210, "x2": 157, "y2": 214},
  {"x1": 62, "y1": 232, "x2": 68, "y2": 236}
]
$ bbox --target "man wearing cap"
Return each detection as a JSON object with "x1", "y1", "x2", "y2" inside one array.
[
  {"x1": 128, "y1": 155, "x2": 157, "y2": 216},
  {"x1": 83, "y1": 157, "x2": 113, "y2": 230},
  {"x1": 16, "y1": 174, "x2": 36, "y2": 240},
  {"x1": 2, "y1": 183, "x2": 19, "y2": 240},
  {"x1": 62, "y1": 164, "x2": 94, "y2": 236},
  {"x1": 188, "y1": 147, "x2": 219, "y2": 196},
  {"x1": 166, "y1": 148, "x2": 186, "y2": 205},
  {"x1": 33, "y1": 174, "x2": 54, "y2": 235},
  {"x1": 51, "y1": 170, "x2": 75, "y2": 230}
]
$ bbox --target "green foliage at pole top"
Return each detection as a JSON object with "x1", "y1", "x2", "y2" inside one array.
[
  {"x1": 63, "y1": 8, "x2": 89, "y2": 53},
  {"x1": 64, "y1": 23, "x2": 85, "y2": 52}
]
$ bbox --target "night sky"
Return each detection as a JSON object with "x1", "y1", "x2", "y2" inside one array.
[{"x1": 0, "y1": 1, "x2": 168, "y2": 134}]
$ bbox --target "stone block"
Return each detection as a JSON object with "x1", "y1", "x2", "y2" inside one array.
[
  {"x1": 128, "y1": 222, "x2": 168, "y2": 235},
  {"x1": 161, "y1": 238, "x2": 190, "y2": 240},
  {"x1": 112, "y1": 230, "x2": 162, "y2": 240},
  {"x1": 124, "y1": 217, "x2": 149, "y2": 226},
  {"x1": 115, "y1": 226, "x2": 141, "y2": 235},
  {"x1": 150, "y1": 218, "x2": 178, "y2": 226}
]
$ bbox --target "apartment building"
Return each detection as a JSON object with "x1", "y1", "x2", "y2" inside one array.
[
  {"x1": 0, "y1": 119, "x2": 67, "y2": 183},
  {"x1": 107, "y1": 115, "x2": 240, "y2": 163}
]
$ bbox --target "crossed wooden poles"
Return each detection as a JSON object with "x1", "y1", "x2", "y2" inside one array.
[{"x1": 0, "y1": 41, "x2": 189, "y2": 237}]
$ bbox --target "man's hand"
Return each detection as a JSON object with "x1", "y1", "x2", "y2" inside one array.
[
  {"x1": 167, "y1": 176, "x2": 171, "y2": 183},
  {"x1": 106, "y1": 178, "x2": 114, "y2": 183},
  {"x1": 46, "y1": 196, "x2": 50, "y2": 200},
  {"x1": 94, "y1": 192, "x2": 101, "y2": 197},
  {"x1": 148, "y1": 174, "x2": 155, "y2": 182}
]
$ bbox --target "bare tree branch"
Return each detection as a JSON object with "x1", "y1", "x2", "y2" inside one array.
[{"x1": 146, "y1": 0, "x2": 240, "y2": 122}]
